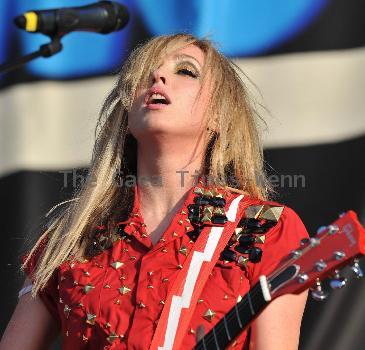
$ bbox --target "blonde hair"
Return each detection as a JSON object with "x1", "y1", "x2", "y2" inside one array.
[{"x1": 22, "y1": 33, "x2": 271, "y2": 296}]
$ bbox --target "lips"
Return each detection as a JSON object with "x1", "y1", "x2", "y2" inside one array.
[{"x1": 144, "y1": 86, "x2": 171, "y2": 107}]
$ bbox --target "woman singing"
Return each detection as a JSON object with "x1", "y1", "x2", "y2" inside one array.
[{"x1": 0, "y1": 34, "x2": 309, "y2": 350}]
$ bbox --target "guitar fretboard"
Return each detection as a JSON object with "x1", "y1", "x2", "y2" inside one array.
[{"x1": 194, "y1": 282, "x2": 268, "y2": 350}]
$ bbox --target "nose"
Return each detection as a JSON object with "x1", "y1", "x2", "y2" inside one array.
[{"x1": 151, "y1": 67, "x2": 166, "y2": 85}]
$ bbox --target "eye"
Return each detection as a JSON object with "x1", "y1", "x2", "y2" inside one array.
[
  {"x1": 177, "y1": 68, "x2": 198, "y2": 78},
  {"x1": 175, "y1": 62, "x2": 200, "y2": 79}
]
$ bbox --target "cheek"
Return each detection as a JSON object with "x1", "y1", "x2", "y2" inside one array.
[
  {"x1": 128, "y1": 94, "x2": 144, "y2": 120},
  {"x1": 175, "y1": 84, "x2": 205, "y2": 115},
  {"x1": 187, "y1": 91, "x2": 211, "y2": 127}
]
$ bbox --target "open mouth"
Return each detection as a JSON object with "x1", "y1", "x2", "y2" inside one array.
[
  {"x1": 145, "y1": 89, "x2": 171, "y2": 107},
  {"x1": 148, "y1": 93, "x2": 169, "y2": 105}
]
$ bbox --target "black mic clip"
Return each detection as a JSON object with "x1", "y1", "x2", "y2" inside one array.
[
  {"x1": 39, "y1": 37, "x2": 63, "y2": 57},
  {"x1": 1, "y1": 1, "x2": 130, "y2": 74}
]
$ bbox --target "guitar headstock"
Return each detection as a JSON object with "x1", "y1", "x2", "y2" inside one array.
[{"x1": 268, "y1": 210, "x2": 365, "y2": 300}]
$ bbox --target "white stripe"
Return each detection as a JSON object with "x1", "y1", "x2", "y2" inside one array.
[
  {"x1": 0, "y1": 78, "x2": 111, "y2": 177},
  {"x1": 1, "y1": 48, "x2": 365, "y2": 178},
  {"x1": 234, "y1": 47, "x2": 365, "y2": 148},
  {"x1": 158, "y1": 195, "x2": 244, "y2": 350},
  {"x1": 226, "y1": 195, "x2": 244, "y2": 222}
]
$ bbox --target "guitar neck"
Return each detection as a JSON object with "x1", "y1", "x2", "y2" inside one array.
[
  {"x1": 194, "y1": 281, "x2": 269, "y2": 350},
  {"x1": 194, "y1": 211, "x2": 365, "y2": 349}
]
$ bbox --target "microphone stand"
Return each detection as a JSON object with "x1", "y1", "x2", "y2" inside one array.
[{"x1": 0, "y1": 36, "x2": 63, "y2": 74}]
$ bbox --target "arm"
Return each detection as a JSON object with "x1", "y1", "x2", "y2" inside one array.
[
  {"x1": 244, "y1": 205, "x2": 310, "y2": 350},
  {"x1": 249, "y1": 290, "x2": 308, "y2": 350},
  {"x1": 0, "y1": 278, "x2": 59, "y2": 350}
]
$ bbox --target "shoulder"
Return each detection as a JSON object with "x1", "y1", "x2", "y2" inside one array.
[
  {"x1": 234, "y1": 196, "x2": 309, "y2": 283},
  {"x1": 223, "y1": 186, "x2": 307, "y2": 235},
  {"x1": 224, "y1": 186, "x2": 308, "y2": 234},
  {"x1": 244, "y1": 197, "x2": 308, "y2": 240}
]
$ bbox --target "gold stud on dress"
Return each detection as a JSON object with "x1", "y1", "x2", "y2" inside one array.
[
  {"x1": 83, "y1": 283, "x2": 95, "y2": 294},
  {"x1": 259, "y1": 206, "x2": 284, "y2": 222},
  {"x1": 110, "y1": 261, "x2": 124, "y2": 270},
  {"x1": 119, "y1": 286, "x2": 131, "y2": 295},
  {"x1": 63, "y1": 305, "x2": 71, "y2": 319},
  {"x1": 179, "y1": 246, "x2": 188, "y2": 256},
  {"x1": 86, "y1": 313, "x2": 96, "y2": 325},
  {"x1": 106, "y1": 332, "x2": 119, "y2": 344},
  {"x1": 245, "y1": 205, "x2": 264, "y2": 219},
  {"x1": 203, "y1": 309, "x2": 216, "y2": 322},
  {"x1": 256, "y1": 235, "x2": 266, "y2": 244},
  {"x1": 237, "y1": 256, "x2": 248, "y2": 267}
]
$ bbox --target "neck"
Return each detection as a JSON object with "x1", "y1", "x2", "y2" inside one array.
[{"x1": 136, "y1": 136, "x2": 205, "y2": 219}]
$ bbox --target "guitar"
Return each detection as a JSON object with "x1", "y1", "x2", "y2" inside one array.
[{"x1": 194, "y1": 210, "x2": 365, "y2": 350}]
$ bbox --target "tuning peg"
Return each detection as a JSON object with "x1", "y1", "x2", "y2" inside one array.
[
  {"x1": 329, "y1": 270, "x2": 347, "y2": 289},
  {"x1": 316, "y1": 224, "x2": 339, "y2": 235},
  {"x1": 327, "y1": 224, "x2": 339, "y2": 235},
  {"x1": 314, "y1": 259, "x2": 327, "y2": 272},
  {"x1": 351, "y1": 259, "x2": 364, "y2": 278},
  {"x1": 333, "y1": 250, "x2": 346, "y2": 260},
  {"x1": 310, "y1": 279, "x2": 329, "y2": 301},
  {"x1": 316, "y1": 226, "x2": 327, "y2": 235},
  {"x1": 291, "y1": 250, "x2": 302, "y2": 259},
  {"x1": 297, "y1": 273, "x2": 309, "y2": 283},
  {"x1": 300, "y1": 237, "x2": 321, "y2": 247},
  {"x1": 310, "y1": 237, "x2": 320, "y2": 247},
  {"x1": 300, "y1": 238, "x2": 310, "y2": 246}
]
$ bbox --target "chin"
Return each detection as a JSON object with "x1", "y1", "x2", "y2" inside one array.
[{"x1": 133, "y1": 125, "x2": 194, "y2": 141}]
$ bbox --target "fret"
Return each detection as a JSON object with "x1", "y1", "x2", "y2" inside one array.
[
  {"x1": 247, "y1": 291, "x2": 256, "y2": 316},
  {"x1": 212, "y1": 321, "x2": 230, "y2": 349},
  {"x1": 223, "y1": 316, "x2": 232, "y2": 341},
  {"x1": 194, "y1": 281, "x2": 270, "y2": 350},
  {"x1": 234, "y1": 304, "x2": 243, "y2": 328},
  {"x1": 202, "y1": 334, "x2": 207, "y2": 350},
  {"x1": 212, "y1": 327, "x2": 221, "y2": 350}
]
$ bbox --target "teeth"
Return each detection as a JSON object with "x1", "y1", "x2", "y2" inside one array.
[{"x1": 149, "y1": 93, "x2": 166, "y2": 102}]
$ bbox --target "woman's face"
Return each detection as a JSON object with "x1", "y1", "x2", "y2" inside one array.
[{"x1": 128, "y1": 43, "x2": 211, "y2": 142}]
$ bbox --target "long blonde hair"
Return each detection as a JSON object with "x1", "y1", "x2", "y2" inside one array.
[{"x1": 22, "y1": 33, "x2": 271, "y2": 296}]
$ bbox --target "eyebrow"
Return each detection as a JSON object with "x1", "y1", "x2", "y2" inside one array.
[{"x1": 173, "y1": 54, "x2": 202, "y2": 68}]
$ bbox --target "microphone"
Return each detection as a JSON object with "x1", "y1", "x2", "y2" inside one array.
[{"x1": 14, "y1": 1, "x2": 129, "y2": 36}]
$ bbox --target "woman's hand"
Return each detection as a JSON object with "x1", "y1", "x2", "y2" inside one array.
[
  {"x1": 249, "y1": 290, "x2": 308, "y2": 350},
  {"x1": 0, "y1": 278, "x2": 59, "y2": 350}
]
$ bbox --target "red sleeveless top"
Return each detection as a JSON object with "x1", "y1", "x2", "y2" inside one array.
[{"x1": 22, "y1": 184, "x2": 309, "y2": 349}]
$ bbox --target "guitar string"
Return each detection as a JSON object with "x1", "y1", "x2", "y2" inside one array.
[
  {"x1": 196, "y1": 286, "x2": 263, "y2": 349},
  {"x1": 197, "y1": 225, "x2": 341, "y2": 348},
  {"x1": 267, "y1": 230, "x2": 331, "y2": 282},
  {"x1": 198, "y1": 228, "x2": 336, "y2": 349}
]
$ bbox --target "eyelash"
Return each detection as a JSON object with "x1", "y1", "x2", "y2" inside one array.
[{"x1": 176, "y1": 65, "x2": 199, "y2": 79}]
